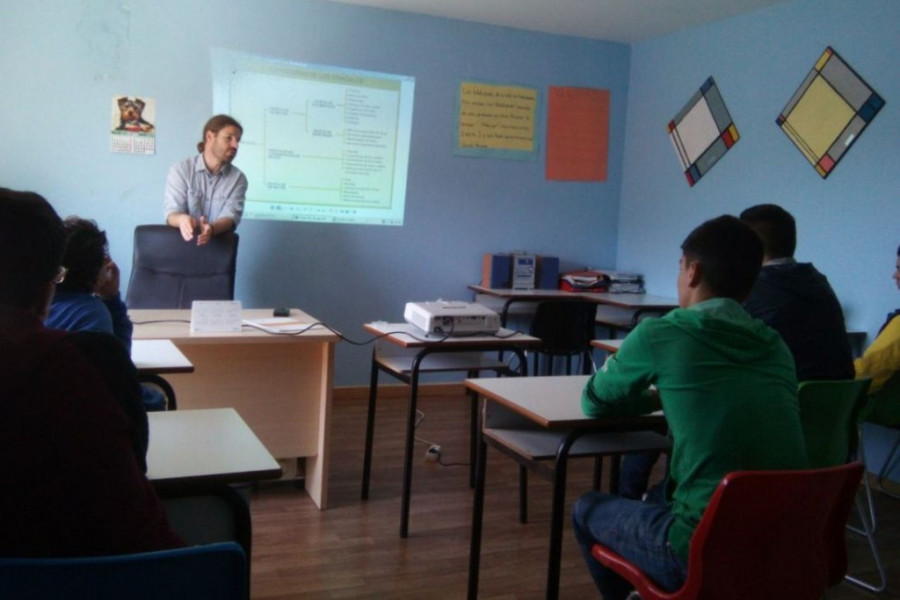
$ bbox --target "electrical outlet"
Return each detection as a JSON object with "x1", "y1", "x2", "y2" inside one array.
[{"x1": 425, "y1": 445, "x2": 441, "y2": 462}]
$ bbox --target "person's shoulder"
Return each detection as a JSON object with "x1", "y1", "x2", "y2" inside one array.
[
  {"x1": 168, "y1": 155, "x2": 200, "y2": 175},
  {"x1": 67, "y1": 330, "x2": 133, "y2": 369}
]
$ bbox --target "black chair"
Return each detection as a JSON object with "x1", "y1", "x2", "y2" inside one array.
[
  {"x1": 529, "y1": 299, "x2": 597, "y2": 375},
  {"x1": 125, "y1": 225, "x2": 239, "y2": 309}
]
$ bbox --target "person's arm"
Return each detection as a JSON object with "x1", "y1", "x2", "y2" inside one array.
[
  {"x1": 163, "y1": 161, "x2": 197, "y2": 242},
  {"x1": 195, "y1": 216, "x2": 236, "y2": 246},
  {"x1": 581, "y1": 322, "x2": 661, "y2": 417},
  {"x1": 94, "y1": 259, "x2": 133, "y2": 351},
  {"x1": 68, "y1": 331, "x2": 149, "y2": 472},
  {"x1": 855, "y1": 314, "x2": 900, "y2": 393}
]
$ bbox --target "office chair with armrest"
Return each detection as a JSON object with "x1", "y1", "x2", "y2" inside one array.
[
  {"x1": 590, "y1": 463, "x2": 864, "y2": 600},
  {"x1": 529, "y1": 299, "x2": 597, "y2": 376},
  {"x1": 0, "y1": 541, "x2": 248, "y2": 600},
  {"x1": 125, "y1": 225, "x2": 239, "y2": 309},
  {"x1": 797, "y1": 377, "x2": 884, "y2": 592}
]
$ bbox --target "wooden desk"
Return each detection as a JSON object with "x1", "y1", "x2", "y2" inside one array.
[
  {"x1": 132, "y1": 339, "x2": 194, "y2": 374},
  {"x1": 464, "y1": 375, "x2": 666, "y2": 600},
  {"x1": 147, "y1": 408, "x2": 282, "y2": 490},
  {"x1": 590, "y1": 338, "x2": 623, "y2": 354},
  {"x1": 131, "y1": 308, "x2": 340, "y2": 509},
  {"x1": 361, "y1": 322, "x2": 540, "y2": 538}
]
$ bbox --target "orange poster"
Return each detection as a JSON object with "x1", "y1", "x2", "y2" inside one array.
[{"x1": 546, "y1": 87, "x2": 609, "y2": 181}]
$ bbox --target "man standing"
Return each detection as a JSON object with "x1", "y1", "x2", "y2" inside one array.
[
  {"x1": 164, "y1": 114, "x2": 246, "y2": 246},
  {"x1": 573, "y1": 215, "x2": 808, "y2": 599},
  {"x1": 740, "y1": 203, "x2": 854, "y2": 381}
]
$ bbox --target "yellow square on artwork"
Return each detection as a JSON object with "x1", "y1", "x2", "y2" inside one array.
[{"x1": 783, "y1": 76, "x2": 854, "y2": 161}]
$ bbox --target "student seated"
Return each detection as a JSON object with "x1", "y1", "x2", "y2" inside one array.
[
  {"x1": 45, "y1": 216, "x2": 165, "y2": 411},
  {"x1": 617, "y1": 203, "x2": 854, "y2": 501},
  {"x1": 572, "y1": 215, "x2": 808, "y2": 599},
  {"x1": 0, "y1": 188, "x2": 182, "y2": 557},
  {"x1": 740, "y1": 203, "x2": 853, "y2": 381},
  {"x1": 855, "y1": 244, "x2": 900, "y2": 424}
]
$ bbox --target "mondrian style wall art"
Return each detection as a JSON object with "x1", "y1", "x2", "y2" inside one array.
[
  {"x1": 667, "y1": 77, "x2": 739, "y2": 187},
  {"x1": 777, "y1": 47, "x2": 885, "y2": 178}
]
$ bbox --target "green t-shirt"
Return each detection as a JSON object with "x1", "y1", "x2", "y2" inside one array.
[{"x1": 582, "y1": 297, "x2": 809, "y2": 560}]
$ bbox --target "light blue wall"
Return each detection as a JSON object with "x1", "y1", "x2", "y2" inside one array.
[
  {"x1": 618, "y1": 0, "x2": 900, "y2": 480},
  {"x1": 619, "y1": 0, "x2": 899, "y2": 339},
  {"x1": 0, "y1": 0, "x2": 630, "y2": 386}
]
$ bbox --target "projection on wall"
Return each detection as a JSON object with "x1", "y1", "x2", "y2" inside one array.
[
  {"x1": 776, "y1": 47, "x2": 885, "y2": 179},
  {"x1": 212, "y1": 48, "x2": 415, "y2": 226},
  {"x1": 667, "y1": 77, "x2": 739, "y2": 187}
]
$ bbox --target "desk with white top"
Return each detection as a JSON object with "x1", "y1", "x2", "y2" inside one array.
[
  {"x1": 147, "y1": 408, "x2": 282, "y2": 490},
  {"x1": 361, "y1": 321, "x2": 540, "y2": 538},
  {"x1": 464, "y1": 375, "x2": 666, "y2": 600},
  {"x1": 131, "y1": 308, "x2": 339, "y2": 509},
  {"x1": 468, "y1": 285, "x2": 677, "y2": 334},
  {"x1": 132, "y1": 339, "x2": 194, "y2": 374}
]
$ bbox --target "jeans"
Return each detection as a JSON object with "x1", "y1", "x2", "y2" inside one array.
[
  {"x1": 572, "y1": 492, "x2": 687, "y2": 600},
  {"x1": 618, "y1": 452, "x2": 661, "y2": 500}
]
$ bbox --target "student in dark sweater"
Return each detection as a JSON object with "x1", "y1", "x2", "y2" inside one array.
[{"x1": 0, "y1": 188, "x2": 182, "y2": 557}]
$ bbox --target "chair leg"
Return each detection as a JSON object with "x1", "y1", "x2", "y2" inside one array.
[
  {"x1": 518, "y1": 466, "x2": 528, "y2": 524},
  {"x1": 851, "y1": 436, "x2": 878, "y2": 533},
  {"x1": 875, "y1": 432, "x2": 900, "y2": 497},
  {"x1": 592, "y1": 457, "x2": 603, "y2": 491},
  {"x1": 844, "y1": 493, "x2": 887, "y2": 593}
]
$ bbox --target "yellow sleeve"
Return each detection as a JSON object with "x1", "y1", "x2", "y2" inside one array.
[{"x1": 855, "y1": 315, "x2": 900, "y2": 393}]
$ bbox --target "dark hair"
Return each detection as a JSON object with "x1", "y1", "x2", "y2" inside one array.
[
  {"x1": 58, "y1": 217, "x2": 108, "y2": 294},
  {"x1": 739, "y1": 203, "x2": 796, "y2": 259},
  {"x1": 0, "y1": 188, "x2": 66, "y2": 308},
  {"x1": 681, "y1": 215, "x2": 763, "y2": 301},
  {"x1": 197, "y1": 114, "x2": 243, "y2": 153}
]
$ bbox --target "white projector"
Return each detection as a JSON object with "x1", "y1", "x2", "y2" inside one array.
[{"x1": 404, "y1": 301, "x2": 501, "y2": 335}]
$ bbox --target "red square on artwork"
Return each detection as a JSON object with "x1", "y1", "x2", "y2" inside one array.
[{"x1": 818, "y1": 154, "x2": 835, "y2": 172}]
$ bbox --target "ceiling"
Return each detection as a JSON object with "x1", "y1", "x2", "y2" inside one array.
[{"x1": 323, "y1": 0, "x2": 792, "y2": 43}]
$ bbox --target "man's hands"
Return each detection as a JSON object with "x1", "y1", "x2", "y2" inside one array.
[{"x1": 170, "y1": 213, "x2": 213, "y2": 246}]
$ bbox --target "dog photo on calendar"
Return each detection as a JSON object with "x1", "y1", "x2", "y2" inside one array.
[{"x1": 114, "y1": 96, "x2": 155, "y2": 133}]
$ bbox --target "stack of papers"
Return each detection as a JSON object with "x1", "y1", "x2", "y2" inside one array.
[{"x1": 243, "y1": 317, "x2": 311, "y2": 334}]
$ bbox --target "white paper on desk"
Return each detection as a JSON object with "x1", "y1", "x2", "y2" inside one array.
[
  {"x1": 190, "y1": 300, "x2": 242, "y2": 333},
  {"x1": 243, "y1": 317, "x2": 311, "y2": 333}
]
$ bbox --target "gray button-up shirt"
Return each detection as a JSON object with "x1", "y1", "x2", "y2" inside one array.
[{"x1": 163, "y1": 154, "x2": 247, "y2": 227}]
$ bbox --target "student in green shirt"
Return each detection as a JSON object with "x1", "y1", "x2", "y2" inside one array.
[{"x1": 573, "y1": 215, "x2": 809, "y2": 599}]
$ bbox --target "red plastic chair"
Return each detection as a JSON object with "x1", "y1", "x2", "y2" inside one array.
[{"x1": 590, "y1": 463, "x2": 864, "y2": 600}]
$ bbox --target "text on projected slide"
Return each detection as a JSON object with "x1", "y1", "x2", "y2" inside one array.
[{"x1": 213, "y1": 49, "x2": 415, "y2": 226}]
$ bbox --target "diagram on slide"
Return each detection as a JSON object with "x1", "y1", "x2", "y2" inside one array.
[{"x1": 213, "y1": 49, "x2": 414, "y2": 226}]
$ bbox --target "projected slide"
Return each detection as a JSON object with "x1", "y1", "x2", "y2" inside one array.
[{"x1": 212, "y1": 49, "x2": 415, "y2": 226}]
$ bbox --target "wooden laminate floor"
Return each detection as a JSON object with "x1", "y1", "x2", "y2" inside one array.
[{"x1": 247, "y1": 387, "x2": 900, "y2": 599}]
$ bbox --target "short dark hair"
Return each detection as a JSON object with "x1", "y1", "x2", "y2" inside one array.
[
  {"x1": 58, "y1": 217, "x2": 108, "y2": 294},
  {"x1": 739, "y1": 203, "x2": 796, "y2": 258},
  {"x1": 197, "y1": 114, "x2": 243, "y2": 153},
  {"x1": 0, "y1": 188, "x2": 66, "y2": 308},
  {"x1": 681, "y1": 215, "x2": 763, "y2": 301}
]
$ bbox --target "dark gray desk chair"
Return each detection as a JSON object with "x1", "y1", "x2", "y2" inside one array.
[
  {"x1": 125, "y1": 225, "x2": 239, "y2": 309},
  {"x1": 529, "y1": 299, "x2": 597, "y2": 375}
]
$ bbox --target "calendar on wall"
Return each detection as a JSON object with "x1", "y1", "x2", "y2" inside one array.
[{"x1": 109, "y1": 95, "x2": 156, "y2": 155}]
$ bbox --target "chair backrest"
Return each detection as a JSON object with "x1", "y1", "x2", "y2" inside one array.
[
  {"x1": 863, "y1": 370, "x2": 900, "y2": 427},
  {"x1": 529, "y1": 299, "x2": 597, "y2": 375},
  {"x1": 798, "y1": 378, "x2": 872, "y2": 468},
  {"x1": 0, "y1": 541, "x2": 248, "y2": 600},
  {"x1": 679, "y1": 463, "x2": 864, "y2": 599},
  {"x1": 125, "y1": 225, "x2": 239, "y2": 309}
]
